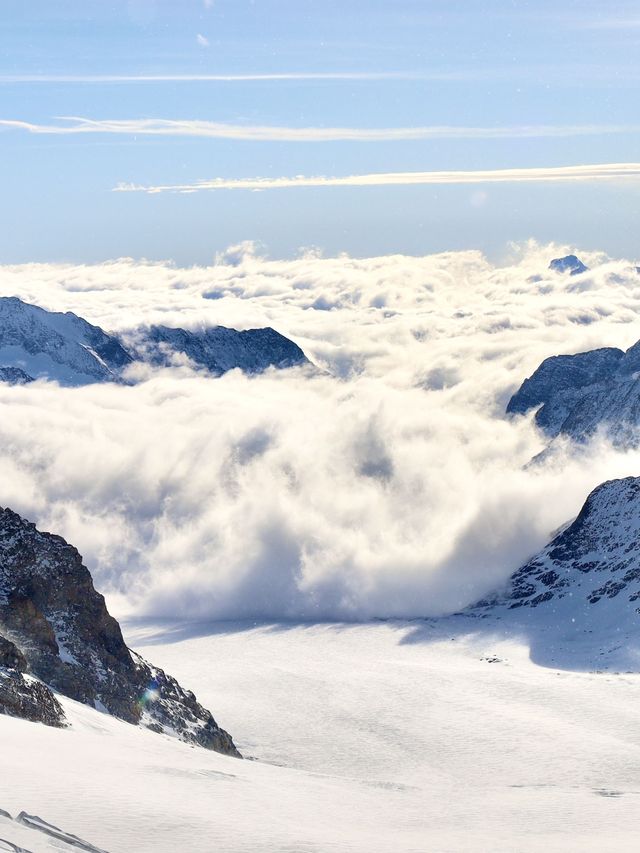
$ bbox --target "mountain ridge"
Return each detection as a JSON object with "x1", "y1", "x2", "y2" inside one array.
[{"x1": 0, "y1": 296, "x2": 309, "y2": 386}]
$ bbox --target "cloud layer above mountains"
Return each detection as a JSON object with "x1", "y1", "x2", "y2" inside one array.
[{"x1": 1, "y1": 242, "x2": 640, "y2": 621}]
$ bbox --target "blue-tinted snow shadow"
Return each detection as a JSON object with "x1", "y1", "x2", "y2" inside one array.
[
  {"x1": 122, "y1": 616, "x2": 361, "y2": 647},
  {"x1": 398, "y1": 613, "x2": 640, "y2": 673},
  {"x1": 123, "y1": 613, "x2": 640, "y2": 674}
]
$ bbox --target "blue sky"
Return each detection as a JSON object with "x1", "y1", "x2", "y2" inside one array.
[{"x1": 1, "y1": 0, "x2": 640, "y2": 263}]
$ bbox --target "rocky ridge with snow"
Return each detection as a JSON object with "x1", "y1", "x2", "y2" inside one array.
[
  {"x1": 471, "y1": 476, "x2": 640, "y2": 625},
  {"x1": 0, "y1": 507, "x2": 239, "y2": 755},
  {"x1": 123, "y1": 323, "x2": 309, "y2": 375},
  {"x1": 507, "y1": 337, "x2": 640, "y2": 447}
]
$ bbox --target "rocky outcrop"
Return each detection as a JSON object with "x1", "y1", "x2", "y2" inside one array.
[
  {"x1": 1, "y1": 808, "x2": 109, "y2": 853},
  {"x1": 0, "y1": 507, "x2": 239, "y2": 755},
  {"x1": 507, "y1": 338, "x2": 640, "y2": 447},
  {"x1": 0, "y1": 666, "x2": 66, "y2": 727},
  {"x1": 122, "y1": 324, "x2": 309, "y2": 375},
  {"x1": 0, "y1": 366, "x2": 33, "y2": 385}
]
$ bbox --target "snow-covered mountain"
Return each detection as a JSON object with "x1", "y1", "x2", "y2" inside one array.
[
  {"x1": 0, "y1": 297, "x2": 132, "y2": 386},
  {"x1": 0, "y1": 506, "x2": 239, "y2": 755},
  {"x1": 0, "y1": 297, "x2": 309, "y2": 386},
  {"x1": 467, "y1": 476, "x2": 640, "y2": 669},
  {"x1": 124, "y1": 323, "x2": 309, "y2": 375},
  {"x1": 507, "y1": 338, "x2": 640, "y2": 446}
]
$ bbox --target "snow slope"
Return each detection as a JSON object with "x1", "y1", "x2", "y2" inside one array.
[
  {"x1": 3, "y1": 621, "x2": 640, "y2": 852},
  {"x1": 0, "y1": 297, "x2": 131, "y2": 386}
]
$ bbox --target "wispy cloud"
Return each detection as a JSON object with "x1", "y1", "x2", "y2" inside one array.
[
  {"x1": 2, "y1": 117, "x2": 638, "y2": 143},
  {"x1": 0, "y1": 72, "x2": 420, "y2": 84},
  {"x1": 196, "y1": 34, "x2": 210, "y2": 48},
  {"x1": 579, "y1": 16, "x2": 640, "y2": 29},
  {"x1": 114, "y1": 163, "x2": 640, "y2": 194}
]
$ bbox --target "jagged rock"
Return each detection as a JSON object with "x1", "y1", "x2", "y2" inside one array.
[
  {"x1": 123, "y1": 324, "x2": 309, "y2": 375},
  {"x1": 548, "y1": 255, "x2": 588, "y2": 276},
  {"x1": 472, "y1": 476, "x2": 640, "y2": 618},
  {"x1": 0, "y1": 507, "x2": 239, "y2": 755},
  {"x1": 507, "y1": 338, "x2": 640, "y2": 447},
  {"x1": 0, "y1": 297, "x2": 131, "y2": 385},
  {"x1": 0, "y1": 366, "x2": 33, "y2": 385},
  {"x1": 0, "y1": 668, "x2": 66, "y2": 727}
]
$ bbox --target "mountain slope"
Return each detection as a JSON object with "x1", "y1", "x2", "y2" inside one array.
[
  {"x1": 0, "y1": 297, "x2": 132, "y2": 386},
  {"x1": 0, "y1": 507, "x2": 239, "y2": 755},
  {"x1": 0, "y1": 297, "x2": 309, "y2": 384}
]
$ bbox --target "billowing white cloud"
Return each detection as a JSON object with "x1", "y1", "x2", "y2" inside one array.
[
  {"x1": 0, "y1": 243, "x2": 639, "y2": 622},
  {"x1": 2, "y1": 117, "x2": 636, "y2": 142},
  {"x1": 113, "y1": 163, "x2": 640, "y2": 194}
]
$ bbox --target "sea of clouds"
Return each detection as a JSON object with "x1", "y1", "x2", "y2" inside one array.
[{"x1": 0, "y1": 240, "x2": 639, "y2": 621}]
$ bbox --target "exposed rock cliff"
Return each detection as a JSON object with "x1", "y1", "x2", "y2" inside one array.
[{"x1": 0, "y1": 507, "x2": 239, "y2": 755}]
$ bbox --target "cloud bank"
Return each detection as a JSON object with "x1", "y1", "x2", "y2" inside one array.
[
  {"x1": 114, "y1": 163, "x2": 640, "y2": 194},
  {"x1": 0, "y1": 244, "x2": 639, "y2": 622}
]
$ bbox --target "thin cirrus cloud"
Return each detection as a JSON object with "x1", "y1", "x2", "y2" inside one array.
[
  {"x1": 113, "y1": 163, "x2": 640, "y2": 194},
  {"x1": 0, "y1": 72, "x2": 420, "y2": 84},
  {"x1": 1, "y1": 117, "x2": 638, "y2": 143}
]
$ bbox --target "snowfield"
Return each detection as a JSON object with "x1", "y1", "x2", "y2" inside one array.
[{"x1": 3, "y1": 620, "x2": 640, "y2": 852}]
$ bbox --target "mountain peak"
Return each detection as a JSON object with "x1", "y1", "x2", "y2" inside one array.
[{"x1": 548, "y1": 254, "x2": 589, "y2": 276}]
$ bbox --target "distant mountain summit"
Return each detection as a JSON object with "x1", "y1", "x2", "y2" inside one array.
[
  {"x1": 0, "y1": 507, "x2": 240, "y2": 755},
  {"x1": 548, "y1": 254, "x2": 589, "y2": 276},
  {"x1": 507, "y1": 338, "x2": 640, "y2": 447},
  {"x1": 0, "y1": 296, "x2": 310, "y2": 386}
]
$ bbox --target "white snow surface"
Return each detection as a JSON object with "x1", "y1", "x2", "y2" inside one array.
[{"x1": 2, "y1": 620, "x2": 640, "y2": 852}]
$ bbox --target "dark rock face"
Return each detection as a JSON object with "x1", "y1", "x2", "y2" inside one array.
[
  {"x1": 0, "y1": 667, "x2": 66, "y2": 727},
  {"x1": 473, "y1": 477, "x2": 640, "y2": 615},
  {"x1": 0, "y1": 366, "x2": 34, "y2": 385},
  {"x1": 507, "y1": 338, "x2": 640, "y2": 447},
  {"x1": 548, "y1": 255, "x2": 588, "y2": 276},
  {"x1": 125, "y1": 324, "x2": 309, "y2": 375},
  {"x1": 0, "y1": 507, "x2": 239, "y2": 755}
]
